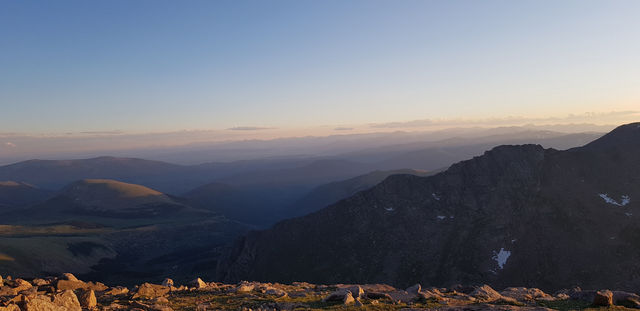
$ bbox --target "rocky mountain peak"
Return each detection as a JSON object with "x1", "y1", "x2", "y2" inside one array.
[{"x1": 583, "y1": 122, "x2": 640, "y2": 150}]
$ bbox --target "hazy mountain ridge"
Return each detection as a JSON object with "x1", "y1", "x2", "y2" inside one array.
[{"x1": 219, "y1": 122, "x2": 640, "y2": 292}]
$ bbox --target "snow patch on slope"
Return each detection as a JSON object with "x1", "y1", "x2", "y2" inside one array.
[
  {"x1": 599, "y1": 193, "x2": 630, "y2": 206},
  {"x1": 492, "y1": 248, "x2": 511, "y2": 269}
]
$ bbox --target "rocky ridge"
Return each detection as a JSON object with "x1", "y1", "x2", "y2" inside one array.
[
  {"x1": 219, "y1": 122, "x2": 640, "y2": 291},
  {"x1": 1, "y1": 273, "x2": 640, "y2": 311}
]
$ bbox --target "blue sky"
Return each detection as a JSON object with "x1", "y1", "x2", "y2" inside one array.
[{"x1": 1, "y1": 0, "x2": 639, "y2": 134}]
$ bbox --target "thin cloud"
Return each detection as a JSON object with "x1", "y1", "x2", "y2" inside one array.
[
  {"x1": 369, "y1": 111, "x2": 640, "y2": 129},
  {"x1": 4, "y1": 142, "x2": 16, "y2": 148},
  {"x1": 227, "y1": 126, "x2": 276, "y2": 131},
  {"x1": 334, "y1": 127, "x2": 354, "y2": 131},
  {"x1": 78, "y1": 130, "x2": 124, "y2": 135}
]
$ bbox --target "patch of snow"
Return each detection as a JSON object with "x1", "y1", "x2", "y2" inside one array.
[
  {"x1": 511, "y1": 239, "x2": 517, "y2": 243},
  {"x1": 449, "y1": 215, "x2": 454, "y2": 219},
  {"x1": 492, "y1": 248, "x2": 511, "y2": 269},
  {"x1": 626, "y1": 212, "x2": 633, "y2": 217},
  {"x1": 384, "y1": 207, "x2": 395, "y2": 212},
  {"x1": 610, "y1": 237, "x2": 616, "y2": 240},
  {"x1": 599, "y1": 193, "x2": 631, "y2": 206},
  {"x1": 436, "y1": 215, "x2": 446, "y2": 220},
  {"x1": 432, "y1": 193, "x2": 441, "y2": 201}
]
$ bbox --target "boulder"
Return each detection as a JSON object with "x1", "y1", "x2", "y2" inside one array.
[
  {"x1": 79, "y1": 289, "x2": 97, "y2": 309},
  {"x1": 501, "y1": 287, "x2": 551, "y2": 301},
  {"x1": 190, "y1": 278, "x2": 208, "y2": 289},
  {"x1": 103, "y1": 286, "x2": 130, "y2": 296},
  {"x1": 12, "y1": 279, "x2": 32, "y2": 292},
  {"x1": 406, "y1": 284, "x2": 422, "y2": 294},
  {"x1": 236, "y1": 282, "x2": 255, "y2": 293},
  {"x1": 343, "y1": 292, "x2": 355, "y2": 305},
  {"x1": 162, "y1": 278, "x2": 174, "y2": 287},
  {"x1": 132, "y1": 283, "x2": 170, "y2": 299},
  {"x1": 472, "y1": 285, "x2": 503, "y2": 302},
  {"x1": 0, "y1": 287, "x2": 17, "y2": 297},
  {"x1": 593, "y1": 290, "x2": 613, "y2": 306},
  {"x1": 56, "y1": 279, "x2": 87, "y2": 291},
  {"x1": 388, "y1": 290, "x2": 419, "y2": 303},
  {"x1": 61, "y1": 273, "x2": 79, "y2": 282},
  {"x1": 347, "y1": 285, "x2": 365, "y2": 299},
  {"x1": 613, "y1": 291, "x2": 640, "y2": 308}
]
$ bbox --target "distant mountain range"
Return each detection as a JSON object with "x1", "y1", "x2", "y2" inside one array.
[
  {"x1": 219, "y1": 122, "x2": 640, "y2": 292},
  {"x1": 0, "y1": 126, "x2": 618, "y2": 287}
]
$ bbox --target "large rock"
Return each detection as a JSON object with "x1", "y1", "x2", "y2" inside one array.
[
  {"x1": 235, "y1": 282, "x2": 255, "y2": 293},
  {"x1": 613, "y1": 291, "x2": 640, "y2": 308},
  {"x1": 472, "y1": 285, "x2": 504, "y2": 302},
  {"x1": 343, "y1": 292, "x2": 355, "y2": 305},
  {"x1": 593, "y1": 290, "x2": 614, "y2": 306},
  {"x1": 56, "y1": 279, "x2": 87, "y2": 291},
  {"x1": 0, "y1": 305, "x2": 19, "y2": 311},
  {"x1": 0, "y1": 287, "x2": 17, "y2": 297},
  {"x1": 336, "y1": 285, "x2": 364, "y2": 299},
  {"x1": 501, "y1": 288, "x2": 551, "y2": 301},
  {"x1": 189, "y1": 278, "x2": 208, "y2": 289},
  {"x1": 162, "y1": 278, "x2": 174, "y2": 287},
  {"x1": 11, "y1": 279, "x2": 32, "y2": 292},
  {"x1": 406, "y1": 284, "x2": 422, "y2": 295},
  {"x1": 53, "y1": 290, "x2": 82, "y2": 311},
  {"x1": 103, "y1": 286, "x2": 129, "y2": 296},
  {"x1": 61, "y1": 273, "x2": 79, "y2": 282},
  {"x1": 23, "y1": 291, "x2": 82, "y2": 311},
  {"x1": 79, "y1": 289, "x2": 97, "y2": 309},
  {"x1": 133, "y1": 283, "x2": 170, "y2": 299}
]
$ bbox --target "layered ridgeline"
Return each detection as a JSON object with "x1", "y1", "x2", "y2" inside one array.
[
  {"x1": 220, "y1": 122, "x2": 640, "y2": 292},
  {"x1": 0, "y1": 179, "x2": 249, "y2": 285}
]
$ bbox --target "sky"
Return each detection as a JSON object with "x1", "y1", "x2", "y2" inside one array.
[{"x1": 1, "y1": 0, "x2": 639, "y2": 137}]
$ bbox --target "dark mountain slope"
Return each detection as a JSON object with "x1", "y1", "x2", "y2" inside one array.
[
  {"x1": 284, "y1": 169, "x2": 433, "y2": 218},
  {"x1": 0, "y1": 181, "x2": 52, "y2": 209},
  {"x1": 184, "y1": 160, "x2": 375, "y2": 226},
  {"x1": 219, "y1": 122, "x2": 640, "y2": 292}
]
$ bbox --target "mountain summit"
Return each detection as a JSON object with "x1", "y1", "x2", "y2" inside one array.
[{"x1": 219, "y1": 122, "x2": 640, "y2": 292}]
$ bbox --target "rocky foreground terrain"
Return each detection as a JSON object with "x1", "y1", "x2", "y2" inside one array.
[{"x1": 1, "y1": 273, "x2": 640, "y2": 311}]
